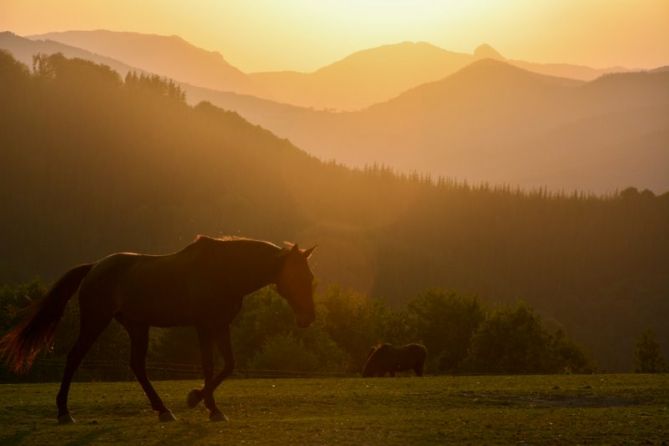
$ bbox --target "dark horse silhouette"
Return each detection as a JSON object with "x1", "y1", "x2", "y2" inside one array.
[
  {"x1": 362, "y1": 343, "x2": 427, "y2": 377},
  {"x1": 0, "y1": 236, "x2": 316, "y2": 423}
]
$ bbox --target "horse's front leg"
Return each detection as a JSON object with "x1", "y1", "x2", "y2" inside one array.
[
  {"x1": 187, "y1": 326, "x2": 214, "y2": 409},
  {"x1": 200, "y1": 324, "x2": 235, "y2": 421}
]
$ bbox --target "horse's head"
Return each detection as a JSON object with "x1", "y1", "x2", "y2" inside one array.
[{"x1": 276, "y1": 243, "x2": 316, "y2": 328}]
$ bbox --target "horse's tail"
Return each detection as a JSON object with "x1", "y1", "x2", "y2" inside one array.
[{"x1": 0, "y1": 263, "x2": 93, "y2": 374}]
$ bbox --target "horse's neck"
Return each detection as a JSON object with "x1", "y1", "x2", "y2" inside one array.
[{"x1": 198, "y1": 242, "x2": 281, "y2": 292}]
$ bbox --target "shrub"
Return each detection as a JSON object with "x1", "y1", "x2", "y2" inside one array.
[
  {"x1": 462, "y1": 303, "x2": 591, "y2": 374},
  {"x1": 247, "y1": 333, "x2": 320, "y2": 372},
  {"x1": 407, "y1": 290, "x2": 484, "y2": 372},
  {"x1": 635, "y1": 329, "x2": 666, "y2": 373}
]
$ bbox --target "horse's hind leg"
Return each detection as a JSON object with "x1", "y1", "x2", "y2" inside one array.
[
  {"x1": 124, "y1": 322, "x2": 174, "y2": 422},
  {"x1": 56, "y1": 311, "x2": 112, "y2": 424}
]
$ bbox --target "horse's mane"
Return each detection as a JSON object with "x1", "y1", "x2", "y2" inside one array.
[
  {"x1": 195, "y1": 234, "x2": 246, "y2": 242},
  {"x1": 193, "y1": 235, "x2": 282, "y2": 250}
]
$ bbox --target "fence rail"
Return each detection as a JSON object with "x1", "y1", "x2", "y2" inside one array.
[{"x1": 1, "y1": 357, "x2": 352, "y2": 382}]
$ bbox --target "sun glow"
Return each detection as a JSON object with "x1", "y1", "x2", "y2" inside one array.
[{"x1": 1, "y1": 0, "x2": 668, "y2": 71}]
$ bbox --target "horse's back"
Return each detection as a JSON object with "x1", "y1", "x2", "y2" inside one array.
[
  {"x1": 74, "y1": 239, "x2": 272, "y2": 327},
  {"x1": 404, "y1": 343, "x2": 427, "y2": 360},
  {"x1": 406, "y1": 343, "x2": 427, "y2": 355},
  {"x1": 79, "y1": 251, "x2": 138, "y2": 293},
  {"x1": 77, "y1": 251, "x2": 199, "y2": 325}
]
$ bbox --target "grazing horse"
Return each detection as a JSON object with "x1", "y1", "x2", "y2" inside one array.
[
  {"x1": 0, "y1": 236, "x2": 316, "y2": 423},
  {"x1": 362, "y1": 343, "x2": 427, "y2": 377}
]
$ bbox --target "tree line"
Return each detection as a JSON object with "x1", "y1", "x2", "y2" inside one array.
[
  {"x1": 0, "y1": 280, "x2": 595, "y2": 381},
  {"x1": 0, "y1": 51, "x2": 667, "y2": 370}
]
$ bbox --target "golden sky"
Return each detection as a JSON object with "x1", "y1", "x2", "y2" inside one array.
[{"x1": 1, "y1": 0, "x2": 668, "y2": 72}]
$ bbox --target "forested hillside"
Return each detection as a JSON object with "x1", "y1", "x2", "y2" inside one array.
[{"x1": 1, "y1": 51, "x2": 667, "y2": 370}]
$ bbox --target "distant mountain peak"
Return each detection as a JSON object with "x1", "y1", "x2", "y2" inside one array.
[
  {"x1": 474, "y1": 43, "x2": 504, "y2": 60},
  {"x1": 457, "y1": 57, "x2": 519, "y2": 75}
]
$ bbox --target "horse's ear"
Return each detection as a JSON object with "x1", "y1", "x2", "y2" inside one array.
[{"x1": 302, "y1": 245, "x2": 317, "y2": 259}]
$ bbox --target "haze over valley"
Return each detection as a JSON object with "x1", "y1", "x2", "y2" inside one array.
[{"x1": 2, "y1": 30, "x2": 667, "y2": 193}]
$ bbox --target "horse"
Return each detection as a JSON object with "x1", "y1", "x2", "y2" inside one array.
[
  {"x1": 362, "y1": 343, "x2": 427, "y2": 377},
  {"x1": 0, "y1": 235, "x2": 316, "y2": 424}
]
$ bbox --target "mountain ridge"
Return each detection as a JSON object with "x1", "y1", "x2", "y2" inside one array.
[
  {"x1": 28, "y1": 30, "x2": 628, "y2": 110},
  {"x1": 1, "y1": 31, "x2": 141, "y2": 76},
  {"x1": 31, "y1": 29, "x2": 262, "y2": 95},
  {"x1": 250, "y1": 41, "x2": 627, "y2": 110}
]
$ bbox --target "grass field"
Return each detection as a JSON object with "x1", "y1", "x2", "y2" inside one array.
[{"x1": 0, "y1": 374, "x2": 667, "y2": 445}]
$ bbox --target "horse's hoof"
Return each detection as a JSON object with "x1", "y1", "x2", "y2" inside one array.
[
  {"x1": 209, "y1": 411, "x2": 228, "y2": 422},
  {"x1": 187, "y1": 389, "x2": 203, "y2": 408},
  {"x1": 158, "y1": 410, "x2": 177, "y2": 422},
  {"x1": 57, "y1": 413, "x2": 76, "y2": 425}
]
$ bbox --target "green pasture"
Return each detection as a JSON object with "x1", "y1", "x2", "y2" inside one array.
[{"x1": 0, "y1": 374, "x2": 667, "y2": 445}]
